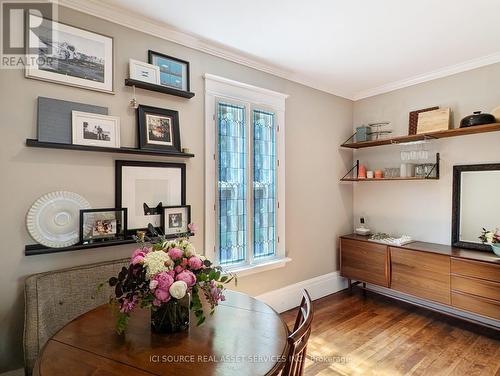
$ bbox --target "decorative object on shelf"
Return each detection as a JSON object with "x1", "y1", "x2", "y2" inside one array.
[
  {"x1": 355, "y1": 126, "x2": 371, "y2": 142},
  {"x1": 357, "y1": 164, "x2": 367, "y2": 179},
  {"x1": 366, "y1": 170, "x2": 374, "y2": 179},
  {"x1": 129, "y1": 59, "x2": 160, "y2": 85},
  {"x1": 368, "y1": 122, "x2": 392, "y2": 140},
  {"x1": 369, "y1": 233, "x2": 413, "y2": 246},
  {"x1": 415, "y1": 163, "x2": 437, "y2": 178},
  {"x1": 162, "y1": 205, "x2": 191, "y2": 236},
  {"x1": 105, "y1": 228, "x2": 235, "y2": 334},
  {"x1": 72, "y1": 111, "x2": 120, "y2": 148},
  {"x1": 374, "y1": 169, "x2": 384, "y2": 179},
  {"x1": 116, "y1": 160, "x2": 186, "y2": 232},
  {"x1": 137, "y1": 105, "x2": 181, "y2": 153},
  {"x1": 355, "y1": 217, "x2": 371, "y2": 235},
  {"x1": 129, "y1": 85, "x2": 139, "y2": 109},
  {"x1": 80, "y1": 208, "x2": 127, "y2": 244},
  {"x1": 400, "y1": 163, "x2": 415, "y2": 178},
  {"x1": 384, "y1": 168, "x2": 400, "y2": 178},
  {"x1": 148, "y1": 50, "x2": 190, "y2": 92},
  {"x1": 27, "y1": 191, "x2": 91, "y2": 248},
  {"x1": 408, "y1": 106, "x2": 439, "y2": 135},
  {"x1": 400, "y1": 141, "x2": 429, "y2": 162},
  {"x1": 459, "y1": 111, "x2": 496, "y2": 128},
  {"x1": 492, "y1": 106, "x2": 500, "y2": 122},
  {"x1": 416, "y1": 108, "x2": 450, "y2": 134},
  {"x1": 37, "y1": 97, "x2": 108, "y2": 144},
  {"x1": 25, "y1": 14, "x2": 113, "y2": 93},
  {"x1": 479, "y1": 228, "x2": 500, "y2": 257}
]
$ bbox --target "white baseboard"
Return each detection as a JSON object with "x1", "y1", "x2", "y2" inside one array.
[{"x1": 255, "y1": 271, "x2": 347, "y2": 313}]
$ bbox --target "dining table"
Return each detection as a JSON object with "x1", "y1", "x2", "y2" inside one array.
[{"x1": 33, "y1": 290, "x2": 290, "y2": 376}]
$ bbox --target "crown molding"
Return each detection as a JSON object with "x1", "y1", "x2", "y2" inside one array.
[{"x1": 352, "y1": 52, "x2": 500, "y2": 101}]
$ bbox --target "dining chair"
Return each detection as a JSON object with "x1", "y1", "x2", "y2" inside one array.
[
  {"x1": 282, "y1": 289, "x2": 314, "y2": 376},
  {"x1": 23, "y1": 257, "x2": 129, "y2": 375}
]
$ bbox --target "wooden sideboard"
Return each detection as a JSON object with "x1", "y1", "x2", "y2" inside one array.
[{"x1": 340, "y1": 234, "x2": 500, "y2": 324}]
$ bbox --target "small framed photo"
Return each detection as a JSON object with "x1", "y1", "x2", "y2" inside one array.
[
  {"x1": 148, "y1": 50, "x2": 190, "y2": 92},
  {"x1": 129, "y1": 59, "x2": 160, "y2": 84},
  {"x1": 137, "y1": 105, "x2": 181, "y2": 152},
  {"x1": 79, "y1": 208, "x2": 127, "y2": 244},
  {"x1": 72, "y1": 111, "x2": 120, "y2": 148},
  {"x1": 162, "y1": 205, "x2": 191, "y2": 236}
]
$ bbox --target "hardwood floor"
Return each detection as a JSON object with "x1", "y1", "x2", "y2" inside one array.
[{"x1": 280, "y1": 288, "x2": 500, "y2": 376}]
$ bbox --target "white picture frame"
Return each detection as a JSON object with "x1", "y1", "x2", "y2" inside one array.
[
  {"x1": 129, "y1": 59, "x2": 160, "y2": 84},
  {"x1": 25, "y1": 14, "x2": 114, "y2": 93},
  {"x1": 72, "y1": 111, "x2": 120, "y2": 148}
]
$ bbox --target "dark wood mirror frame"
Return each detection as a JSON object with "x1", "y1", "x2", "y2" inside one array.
[{"x1": 452, "y1": 163, "x2": 500, "y2": 251}]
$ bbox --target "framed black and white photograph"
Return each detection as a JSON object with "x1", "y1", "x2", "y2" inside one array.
[
  {"x1": 116, "y1": 161, "x2": 186, "y2": 232},
  {"x1": 79, "y1": 208, "x2": 127, "y2": 244},
  {"x1": 129, "y1": 59, "x2": 160, "y2": 84},
  {"x1": 137, "y1": 105, "x2": 181, "y2": 153},
  {"x1": 72, "y1": 111, "x2": 120, "y2": 148},
  {"x1": 162, "y1": 205, "x2": 191, "y2": 236},
  {"x1": 148, "y1": 50, "x2": 190, "y2": 92},
  {"x1": 25, "y1": 13, "x2": 114, "y2": 93}
]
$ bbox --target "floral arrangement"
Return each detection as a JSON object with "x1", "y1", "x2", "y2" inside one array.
[
  {"x1": 479, "y1": 228, "x2": 500, "y2": 244},
  {"x1": 107, "y1": 224, "x2": 235, "y2": 334}
]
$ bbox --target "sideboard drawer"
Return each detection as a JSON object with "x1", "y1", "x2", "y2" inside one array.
[
  {"x1": 340, "y1": 239, "x2": 389, "y2": 287},
  {"x1": 451, "y1": 275, "x2": 500, "y2": 302},
  {"x1": 390, "y1": 247, "x2": 450, "y2": 305},
  {"x1": 451, "y1": 258, "x2": 500, "y2": 283},
  {"x1": 451, "y1": 291, "x2": 500, "y2": 320}
]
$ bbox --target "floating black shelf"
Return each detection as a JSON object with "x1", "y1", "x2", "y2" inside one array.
[
  {"x1": 125, "y1": 79, "x2": 195, "y2": 99},
  {"x1": 25, "y1": 233, "x2": 195, "y2": 256},
  {"x1": 26, "y1": 139, "x2": 195, "y2": 158}
]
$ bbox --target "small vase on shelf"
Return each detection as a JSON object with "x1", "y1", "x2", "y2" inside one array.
[
  {"x1": 151, "y1": 294, "x2": 190, "y2": 334},
  {"x1": 491, "y1": 244, "x2": 500, "y2": 257}
]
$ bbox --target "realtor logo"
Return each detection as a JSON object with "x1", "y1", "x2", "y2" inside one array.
[{"x1": 1, "y1": 1, "x2": 56, "y2": 67}]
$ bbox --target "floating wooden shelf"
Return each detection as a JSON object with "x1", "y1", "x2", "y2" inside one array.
[
  {"x1": 125, "y1": 79, "x2": 195, "y2": 99},
  {"x1": 341, "y1": 123, "x2": 500, "y2": 149},
  {"x1": 26, "y1": 139, "x2": 195, "y2": 158},
  {"x1": 341, "y1": 177, "x2": 438, "y2": 182}
]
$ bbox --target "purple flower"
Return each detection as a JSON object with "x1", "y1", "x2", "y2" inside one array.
[
  {"x1": 168, "y1": 247, "x2": 184, "y2": 261},
  {"x1": 176, "y1": 270, "x2": 197, "y2": 287},
  {"x1": 174, "y1": 265, "x2": 184, "y2": 274},
  {"x1": 188, "y1": 256, "x2": 203, "y2": 270},
  {"x1": 120, "y1": 295, "x2": 138, "y2": 313},
  {"x1": 153, "y1": 271, "x2": 174, "y2": 291},
  {"x1": 154, "y1": 288, "x2": 170, "y2": 303}
]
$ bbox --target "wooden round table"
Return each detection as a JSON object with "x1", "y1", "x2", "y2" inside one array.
[{"x1": 34, "y1": 291, "x2": 289, "y2": 376}]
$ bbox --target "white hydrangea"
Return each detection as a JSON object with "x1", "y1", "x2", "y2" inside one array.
[
  {"x1": 185, "y1": 243, "x2": 196, "y2": 257},
  {"x1": 143, "y1": 251, "x2": 172, "y2": 279}
]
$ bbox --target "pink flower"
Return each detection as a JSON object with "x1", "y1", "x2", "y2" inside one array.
[
  {"x1": 176, "y1": 270, "x2": 197, "y2": 287},
  {"x1": 120, "y1": 295, "x2": 138, "y2": 313},
  {"x1": 174, "y1": 265, "x2": 184, "y2": 274},
  {"x1": 168, "y1": 247, "x2": 184, "y2": 260},
  {"x1": 181, "y1": 258, "x2": 188, "y2": 267},
  {"x1": 187, "y1": 223, "x2": 198, "y2": 234},
  {"x1": 154, "y1": 288, "x2": 170, "y2": 302},
  {"x1": 167, "y1": 270, "x2": 176, "y2": 278},
  {"x1": 131, "y1": 253, "x2": 145, "y2": 265},
  {"x1": 188, "y1": 256, "x2": 203, "y2": 270},
  {"x1": 149, "y1": 280, "x2": 158, "y2": 290},
  {"x1": 152, "y1": 298, "x2": 162, "y2": 307},
  {"x1": 153, "y1": 271, "x2": 174, "y2": 290}
]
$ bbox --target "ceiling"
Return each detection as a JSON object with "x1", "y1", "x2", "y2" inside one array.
[{"x1": 94, "y1": 0, "x2": 500, "y2": 100}]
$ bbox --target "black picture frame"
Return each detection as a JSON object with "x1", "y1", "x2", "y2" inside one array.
[
  {"x1": 79, "y1": 208, "x2": 127, "y2": 244},
  {"x1": 452, "y1": 163, "x2": 500, "y2": 251},
  {"x1": 115, "y1": 160, "x2": 186, "y2": 234},
  {"x1": 148, "y1": 50, "x2": 190, "y2": 92},
  {"x1": 137, "y1": 105, "x2": 181, "y2": 153},
  {"x1": 161, "y1": 205, "x2": 191, "y2": 236}
]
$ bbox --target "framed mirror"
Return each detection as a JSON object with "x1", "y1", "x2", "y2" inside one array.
[{"x1": 452, "y1": 163, "x2": 500, "y2": 251}]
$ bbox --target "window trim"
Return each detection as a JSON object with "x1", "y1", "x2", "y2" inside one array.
[{"x1": 204, "y1": 74, "x2": 288, "y2": 272}]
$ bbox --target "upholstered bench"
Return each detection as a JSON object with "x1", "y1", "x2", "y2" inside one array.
[{"x1": 23, "y1": 258, "x2": 129, "y2": 375}]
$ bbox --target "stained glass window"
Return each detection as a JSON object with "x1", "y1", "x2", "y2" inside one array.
[
  {"x1": 217, "y1": 102, "x2": 247, "y2": 264},
  {"x1": 253, "y1": 110, "x2": 276, "y2": 258}
]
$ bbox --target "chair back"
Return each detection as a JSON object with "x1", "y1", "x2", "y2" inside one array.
[
  {"x1": 23, "y1": 258, "x2": 129, "y2": 375},
  {"x1": 282, "y1": 290, "x2": 314, "y2": 376}
]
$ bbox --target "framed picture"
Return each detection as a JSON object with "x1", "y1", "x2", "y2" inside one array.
[
  {"x1": 72, "y1": 111, "x2": 120, "y2": 148},
  {"x1": 137, "y1": 105, "x2": 181, "y2": 152},
  {"x1": 116, "y1": 161, "x2": 186, "y2": 232},
  {"x1": 25, "y1": 13, "x2": 114, "y2": 93},
  {"x1": 129, "y1": 59, "x2": 160, "y2": 84},
  {"x1": 79, "y1": 208, "x2": 127, "y2": 244},
  {"x1": 162, "y1": 205, "x2": 191, "y2": 236},
  {"x1": 148, "y1": 50, "x2": 190, "y2": 92}
]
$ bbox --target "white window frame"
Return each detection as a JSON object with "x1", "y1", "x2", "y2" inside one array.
[{"x1": 204, "y1": 74, "x2": 290, "y2": 276}]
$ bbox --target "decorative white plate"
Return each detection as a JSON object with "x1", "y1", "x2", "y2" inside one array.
[{"x1": 27, "y1": 191, "x2": 91, "y2": 248}]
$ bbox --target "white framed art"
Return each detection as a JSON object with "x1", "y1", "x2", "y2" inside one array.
[
  {"x1": 129, "y1": 59, "x2": 160, "y2": 84},
  {"x1": 72, "y1": 111, "x2": 120, "y2": 148}
]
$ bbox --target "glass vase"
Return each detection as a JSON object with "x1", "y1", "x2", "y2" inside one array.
[{"x1": 151, "y1": 294, "x2": 190, "y2": 334}]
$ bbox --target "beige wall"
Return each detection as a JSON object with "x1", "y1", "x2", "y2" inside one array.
[
  {"x1": 0, "y1": 6, "x2": 353, "y2": 371},
  {"x1": 352, "y1": 63, "x2": 500, "y2": 244}
]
